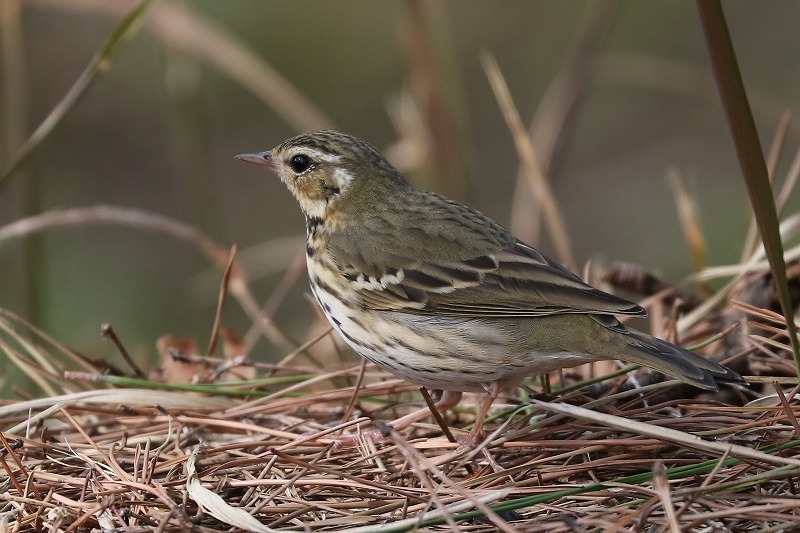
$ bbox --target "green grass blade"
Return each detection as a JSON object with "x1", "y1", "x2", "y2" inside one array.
[{"x1": 696, "y1": 0, "x2": 800, "y2": 378}]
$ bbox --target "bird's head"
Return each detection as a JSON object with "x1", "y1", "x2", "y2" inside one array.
[{"x1": 236, "y1": 130, "x2": 408, "y2": 223}]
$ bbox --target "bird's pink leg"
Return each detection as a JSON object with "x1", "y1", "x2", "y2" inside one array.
[{"x1": 458, "y1": 383, "x2": 500, "y2": 448}]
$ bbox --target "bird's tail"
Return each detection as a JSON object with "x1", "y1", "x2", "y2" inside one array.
[{"x1": 619, "y1": 331, "x2": 745, "y2": 391}]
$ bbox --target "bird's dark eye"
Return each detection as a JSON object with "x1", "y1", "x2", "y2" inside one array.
[{"x1": 289, "y1": 154, "x2": 312, "y2": 173}]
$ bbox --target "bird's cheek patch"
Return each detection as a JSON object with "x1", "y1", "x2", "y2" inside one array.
[{"x1": 291, "y1": 177, "x2": 325, "y2": 201}]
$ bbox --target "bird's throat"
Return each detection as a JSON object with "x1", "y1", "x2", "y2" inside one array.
[{"x1": 306, "y1": 215, "x2": 325, "y2": 238}]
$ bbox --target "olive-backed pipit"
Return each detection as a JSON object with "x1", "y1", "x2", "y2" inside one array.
[{"x1": 237, "y1": 130, "x2": 743, "y2": 442}]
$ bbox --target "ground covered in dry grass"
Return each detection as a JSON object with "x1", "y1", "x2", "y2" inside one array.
[{"x1": 2, "y1": 283, "x2": 800, "y2": 532}]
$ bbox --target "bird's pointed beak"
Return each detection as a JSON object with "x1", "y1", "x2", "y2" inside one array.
[{"x1": 235, "y1": 151, "x2": 275, "y2": 169}]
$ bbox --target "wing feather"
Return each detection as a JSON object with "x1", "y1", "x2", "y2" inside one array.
[{"x1": 337, "y1": 239, "x2": 645, "y2": 319}]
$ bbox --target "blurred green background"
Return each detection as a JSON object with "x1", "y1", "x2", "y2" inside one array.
[{"x1": 2, "y1": 0, "x2": 800, "y2": 393}]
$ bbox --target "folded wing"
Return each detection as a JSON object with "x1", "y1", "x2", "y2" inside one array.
[{"x1": 338, "y1": 239, "x2": 645, "y2": 319}]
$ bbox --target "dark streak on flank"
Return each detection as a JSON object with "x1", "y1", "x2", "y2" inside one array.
[
  {"x1": 338, "y1": 328, "x2": 379, "y2": 352},
  {"x1": 313, "y1": 277, "x2": 341, "y2": 301},
  {"x1": 348, "y1": 314, "x2": 367, "y2": 330}
]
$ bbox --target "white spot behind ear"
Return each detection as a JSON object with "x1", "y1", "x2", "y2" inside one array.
[{"x1": 332, "y1": 167, "x2": 354, "y2": 188}]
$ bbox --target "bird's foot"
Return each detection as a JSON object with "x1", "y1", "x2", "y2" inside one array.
[{"x1": 452, "y1": 427, "x2": 487, "y2": 453}]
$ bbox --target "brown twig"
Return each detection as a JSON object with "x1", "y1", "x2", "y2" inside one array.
[
  {"x1": 206, "y1": 245, "x2": 237, "y2": 357},
  {"x1": 100, "y1": 323, "x2": 145, "y2": 379}
]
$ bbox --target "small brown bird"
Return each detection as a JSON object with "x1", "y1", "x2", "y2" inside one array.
[{"x1": 237, "y1": 130, "x2": 743, "y2": 442}]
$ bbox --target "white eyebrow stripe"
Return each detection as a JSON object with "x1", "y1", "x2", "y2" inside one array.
[{"x1": 293, "y1": 148, "x2": 342, "y2": 164}]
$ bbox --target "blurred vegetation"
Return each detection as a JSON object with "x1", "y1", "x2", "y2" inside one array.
[{"x1": 2, "y1": 0, "x2": 800, "y2": 397}]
